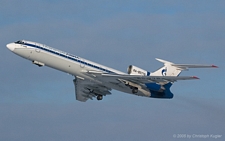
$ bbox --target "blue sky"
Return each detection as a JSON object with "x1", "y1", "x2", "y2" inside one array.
[{"x1": 1, "y1": 0, "x2": 224, "y2": 141}]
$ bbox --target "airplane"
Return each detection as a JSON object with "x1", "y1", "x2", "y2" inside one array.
[{"x1": 6, "y1": 40, "x2": 217, "y2": 102}]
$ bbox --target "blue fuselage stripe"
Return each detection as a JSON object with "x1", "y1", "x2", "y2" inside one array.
[{"x1": 23, "y1": 43, "x2": 113, "y2": 73}]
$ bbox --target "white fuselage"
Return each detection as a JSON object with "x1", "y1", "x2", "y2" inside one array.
[
  {"x1": 7, "y1": 40, "x2": 216, "y2": 101},
  {"x1": 7, "y1": 40, "x2": 149, "y2": 96}
]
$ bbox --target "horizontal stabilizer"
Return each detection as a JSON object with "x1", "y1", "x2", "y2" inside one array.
[
  {"x1": 155, "y1": 58, "x2": 218, "y2": 71},
  {"x1": 172, "y1": 64, "x2": 218, "y2": 69}
]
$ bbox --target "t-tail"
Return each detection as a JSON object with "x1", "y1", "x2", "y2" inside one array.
[
  {"x1": 148, "y1": 58, "x2": 218, "y2": 99},
  {"x1": 151, "y1": 58, "x2": 218, "y2": 77}
]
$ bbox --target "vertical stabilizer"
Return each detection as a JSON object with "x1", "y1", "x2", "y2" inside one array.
[{"x1": 150, "y1": 58, "x2": 182, "y2": 77}]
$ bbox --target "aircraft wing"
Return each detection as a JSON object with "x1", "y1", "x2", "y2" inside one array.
[
  {"x1": 101, "y1": 74, "x2": 199, "y2": 84},
  {"x1": 73, "y1": 77, "x2": 111, "y2": 102},
  {"x1": 77, "y1": 72, "x2": 200, "y2": 101}
]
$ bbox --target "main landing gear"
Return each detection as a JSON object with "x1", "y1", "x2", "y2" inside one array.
[
  {"x1": 97, "y1": 95, "x2": 103, "y2": 101},
  {"x1": 132, "y1": 87, "x2": 138, "y2": 94},
  {"x1": 125, "y1": 83, "x2": 139, "y2": 94}
]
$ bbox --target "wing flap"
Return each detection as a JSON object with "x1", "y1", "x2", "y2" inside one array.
[{"x1": 73, "y1": 77, "x2": 111, "y2": 102}]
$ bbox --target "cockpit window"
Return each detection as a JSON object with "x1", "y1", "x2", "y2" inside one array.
[{"x1": 14, "y1": 40, "x2": 24, "y2": 44}]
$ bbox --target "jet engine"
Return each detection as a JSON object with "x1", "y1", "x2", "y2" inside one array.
[
  {"x1": 126, "y1": 65, "x2": 150, "y2": 94},
  {"x1": 127, "y1": 65, "x2": 150, "y2": 76}
]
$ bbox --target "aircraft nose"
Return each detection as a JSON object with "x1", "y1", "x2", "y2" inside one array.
[{"x1": 6, "y1": 43, "x2": 15, "y2": 51}]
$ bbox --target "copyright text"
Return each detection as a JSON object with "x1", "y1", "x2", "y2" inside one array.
[{"x1": 173, "y1": 134, "x2": 222, "y2": 139}]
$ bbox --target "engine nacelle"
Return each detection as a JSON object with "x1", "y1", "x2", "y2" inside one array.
[{"x1": 127, "y1": 65, "x2": 150, "y2": 76}]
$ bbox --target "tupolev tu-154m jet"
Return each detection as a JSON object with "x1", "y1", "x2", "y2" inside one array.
[{"x1": 6, "y1": 40, "x2": 217, "y2": 102}]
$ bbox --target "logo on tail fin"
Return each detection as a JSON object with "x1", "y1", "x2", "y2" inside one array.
[{"x1": 162, "y1": 68, "x2": 167, "y2": 76}]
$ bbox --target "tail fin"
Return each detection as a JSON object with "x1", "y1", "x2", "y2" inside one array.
[
  {"x1": 151, "y1": 58, "x2": 217, "y2": 77},
  {"x1": 151, "y1": 58, "x2": 182, "y2": 77}
]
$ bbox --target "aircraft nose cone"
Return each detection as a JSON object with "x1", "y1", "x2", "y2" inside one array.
[{"x1": 6, "y1": 43, "x2": 15, "y2": 51}]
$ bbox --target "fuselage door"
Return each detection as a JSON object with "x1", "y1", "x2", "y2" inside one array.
[
  {"x1": 80, "y1": 59, "x2": 85, "y2": 68},
  {"x1": 35, "y1": 43, "x2": 40, "y2": 53}
]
